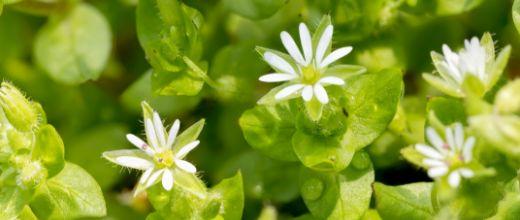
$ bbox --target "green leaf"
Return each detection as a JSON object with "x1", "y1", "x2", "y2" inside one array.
[
  {"x1": 426, "y1": 97, "x2": 466, "y2": 126},
  {"x1": 33, "y1": 3, "x2": 111, "y2": 85},
  {"x1": 374, "y1": 182, "x2": 434, "y2": 219},
  {"x1": 223, "y1": 0, "x2": 285, "y2": 19},
  {"x1": 514, "y1": 0, "x2": 520, "y2": 37},
  {"x1": 120, "y1": 70, "x2": 201, "y2": 114},
  {"x1": 435, "y1": 0, "x2": 484, "y2": 15},
  {"x1": 400, "y1": 146, "x2": 426, "y2": 168},
  {"x1": 146, "y1": 171, "x2": 207, "y2": 219},
  {"x1": 324, "y1": 65, "x2": 367, "y2": 80},
  {"x1": 239, "y1": 102, "x2": 298, "y2": 161},
  {"x1": 30, "y1": 162, "x2": 106, "y2": 219},
  {"x1": 136, "y1": 0, "x2": 205, "y2": 96},
  {"x1": 300, "y1": 151, "x2": 374, "y2": 219},
  {"x1": 209, "y1": 172, "x2": 244, "y2": 220},
  {"x1": 0, "y1": 186, "x2": 33, "y2": 219},
  {"x1": 341, "y1": 68, "x2": 403, "y2": 150},
  {"x1": 217, "y1": 151, "x2": 300, "y2": 203},
  {"x1": 33, "y1": 124, "x2": 64, "y2": 178},
  {"x1": 292, "y1": 130, "x2": 354, "y2": 172},
  {"x1": 18, "y1": 206, "x2": 38, "y2": 220},
  {"x1": 67, "y1": 124, "x2": 128, "y2": 190}
]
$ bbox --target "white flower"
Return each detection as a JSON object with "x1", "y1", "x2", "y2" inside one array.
[
  {"x1": 415, "y1": 123, "x2": 476, "y2": 188},
  {"x1": 103, "y1": 103, "x2": 199, "y2": 194},
  {"x1": 258, "y1": 22, "x2": 352, "y2": 104},
  {"x1": 424, "y1": 33, "x2": 511, "y2": 97},
  {"x1": 439, "y1": 37, "x2": 487, "y2": 84}
]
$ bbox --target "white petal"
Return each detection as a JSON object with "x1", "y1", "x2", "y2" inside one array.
[
  {"x1": 259, "y1": 73, "x2": 297, "y2": 82},
  {"x1": 315, "y1": 25, "x2": 333, "y2": 65},
  {"x1": 166, "y1": 119, "x2": 180, "y2": 148},
  {"x1": 263, "y1": 52, "x2": 296, "y2": 75},
  {"x1": 454, "y1": 123, "x2": 464, "y2": 149},
  {"x1": 281, "y1": 31, "x2": 306, "y2": 65},
  {"x1": 428, "y1": 166, "x2": 448, "y2": 178},
  {"x1": 462, "y1": 136, "x2": 475, "y2": 162},
  {"x1": 153, "y1": 112, "x2": 166, "y2": 148},
  {"x1": 145, "y1": 119, "x2": 160, "y2": 150},
  {"x1": 448, "y1": 171, "x2": 461, "y2": 187},
  {"x1": 313, "y1": 84, "x2": 329, "y2": 104},
  {"x1": 445, "y1": 127, "x2": 455, "y2": 150},
  {"x1": 115, "y1": 156, "x2": 153, "y2": 170},
  {"x1": 146, "y1": 169, "x2": 164, "y2": 188},
  {"x1": 139, "y1": 168, "x2": 154, "y2": 184},
  {"x1": 299, "y1": 23, "x2": 312, "y2": 65},
  {"x1": 458, "y1": 168, "x2": 474, "y2": 178},
  {"x1": 423, "y1": 158, "x2": 445, "y2": 167},
  {"x1": 275, "y1": 84, "x2": 305, "y2": 100},
  {"x1": 176, "y1": 140, "x2": 200, "y2": 159},
  {"x1": 301, "y1": 85, "x2": 313, "y2": 101},
  {"x1": 319, "y1": 46, "x2": 352, "y2": 68},
  {"x1": 415, "y1": 144, "x2": 444, "y2": 160},
  {"x1": 126, "y1": 134, "x2": 154, "y2": 155},
  {"x1": 162, "y1": 169, "x2": 174, "y2": 191},
  {"x1": 176, "y1": 159, "x2": 197, "y2": 173},
  {"x1": 318, "y1": 76, "x2": 345, "y2": 85},
  {"x1": 426, "y1": 127, "x2": 445, "y2": 151}
]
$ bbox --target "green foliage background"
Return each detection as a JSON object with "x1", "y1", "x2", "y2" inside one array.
[{"x1": 1, "y1": 0, "x2": 520, "y2": 219}]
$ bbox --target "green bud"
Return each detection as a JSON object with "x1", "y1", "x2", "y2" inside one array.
[
  {"x1": 495, "y1": 79, "x2": 520, "y2": 114},
  {"x1": 0, "y1": 82, "x2": 39, "y2": 131},
  {"x1": 33, "y1": 125, "x2": 65, "y2": 177},
  {"x1": 6, "y1": 129, "x2": 32, "y2": 151}
]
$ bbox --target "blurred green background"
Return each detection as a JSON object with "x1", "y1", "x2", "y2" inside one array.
[{"x1": 1, "y1": 0, "x2": 520, "y2": 219}]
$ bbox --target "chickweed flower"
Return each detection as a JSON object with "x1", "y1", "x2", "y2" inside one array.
[
  {"x1": 258, "y1": 19, "x2": 354, "y2": 104},
  {"x1": 415, "y1": 123, "x2": 476, "y2": 188},
  {"x1": 424, "y1": 33, "x2": 511, "y2": 97},
  {"x1": 103, "y1": 102, "x2": 200, "y2": 195}
]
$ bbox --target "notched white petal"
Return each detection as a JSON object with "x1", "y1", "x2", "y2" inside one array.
[
  {"x1": 426, "y1": 127, "x2": 445, "y2": 151},
  {"x1": 115, "y1": 156, "x2": 153, "y2": 170},
  {"x1": 259, "y1": 73, "x2": 297, "y2": 82},
  {"x1": 167, "y1": 119, "x2": 181, "y2": 148},
  {"x1": 299, "y1": 23, "x2": 313, "y2": 65},
  {"x1": 428, "y1": 166, "x2": 448, "y2": 178},
  {"x1": 176, "y1": 159, "x2": 197, "y2": 173},
  {"x1": 162, "y1": 169, "x2": 174, "y2": 191},
  {"x1": 139, "y1": 168, "x2": 154, "y2": 184},
  {"x1": 153, "y1": 112, "x2": 166, "y2": 148},
  {"x1": 415, "y1": 144, "x2": 444, "y2": 160},
  {"x1": 281, "y1": 31, "x2": 306, "y2": 65},
  {"x1": 318, "y1": 76, "x2": 345, "y2": 85},
  {"x1": 146, "y1": 169, "x2": 164, "y2": 188},
  {"x1": 448, "y1": 171, "x2": 461, "y2": 187},
  {"x1": 264, "y1": 52, "x2": 296, "y2": 75},
  {"x1": 301, "y1": 85, "x2": 313, "y2": 101},
  {"x1": 314, "y1": 84, "x2": 329, "y2": 104},
  {"x1": 176, "y1": 140, "x2": 200, "y2": 159},
  {"x1": 275, "y1": 84, "x2": 305, "y2": 100},
  {"x1": 315, "y1": 25, "x2": 333, "y2": 65},
  {"x1": 319, "y1": 46, "x2": 353, "y2": 68}
]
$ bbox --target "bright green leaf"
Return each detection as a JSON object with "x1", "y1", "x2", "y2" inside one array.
[
  {"x1": 33, "y1": 3, "x2": 111, "y2": 85},
  {"x1": 33, "y1": 124, "x2": 64, "y2": 178},
  {"x1": 374, "y1": 182, "x2": 434, "y2": 219},
  {"x1": 30, "y1": 162, "x2": 106, "y2": 219},
  {"x1": 300, "y1": 151, "x2": 374, "y2": 219},
  {"x1": 223, "y1": 0, "x2": 285, "y2": 19},
  {"x1": 239, "y1": 102, "x2": 298, "y2": 161},
  {"x1": 341, "y1": 68, "x2": 403, "y2": 150},
  {"x1": 209, "y1": 172, "x2": 244, "y2": 220}
]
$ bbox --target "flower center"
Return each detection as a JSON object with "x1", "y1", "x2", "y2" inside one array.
[
  {"x1": 446, "y1": 151, "x2": 465, "y2": 168},
  {"x1": 154, "y1": 150, "x2": 174, "y2": 168},
  {"x1": 301, "y1": 65, "x2": 320, "y2": 84}
]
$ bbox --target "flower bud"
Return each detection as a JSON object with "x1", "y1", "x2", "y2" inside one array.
[
  {"x1": 495, "y1": 79, "x2": 520, "y2": 114},
  {"x1": 17, "y1": 160, "x2": 47, "y2": 189},
  {"x1": 0, "y1": 82, "x2": 39, "y2": 131}
]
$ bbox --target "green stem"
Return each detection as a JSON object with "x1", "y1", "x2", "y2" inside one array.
[{"x1": 182, "y1": 56, "x2": 220, "y2": 89}]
